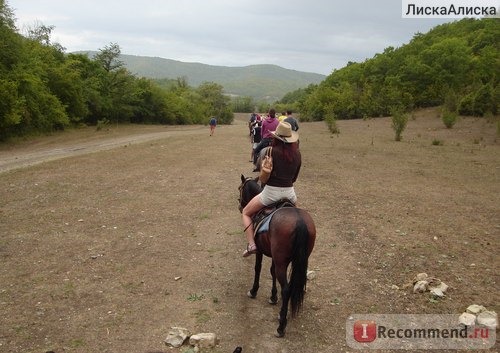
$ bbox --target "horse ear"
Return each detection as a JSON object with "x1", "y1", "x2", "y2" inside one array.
[{"x1": 241, "y1": 174, "x2": 246, "y2": 183}]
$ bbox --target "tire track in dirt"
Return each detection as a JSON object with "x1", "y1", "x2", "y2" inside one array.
[{"x1": 0, "y1": 124, "x2": 247, "y2": 174}]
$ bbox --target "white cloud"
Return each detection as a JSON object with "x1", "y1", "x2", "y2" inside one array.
[{"x1": 8, "y1": 0, "x2": 454, "y2": 75}]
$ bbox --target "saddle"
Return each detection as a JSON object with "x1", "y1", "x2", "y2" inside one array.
[{"x1": 252, "y1": 199, "x2": 296, "y2": 237}]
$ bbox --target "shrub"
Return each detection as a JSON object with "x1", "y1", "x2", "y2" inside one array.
[
  {"x1": 325, "y1": 112, "x2": 340, "y2": 135},
  {"x1": 458, "y1": 93, "x2": 474, "y2": 115},
  {"x1": 441, "y1": 109, "x2": 458, "y2": 128},
  {"x1": 473, "y1": 84, "x2": 494, "y2": 116},
  {"x1": 390, "y1": 106, "x2": 409, "y2": 141},
  {"x1": 443, "y1": 89, "x2": 459, "y2": 113},
  {"x1": 458, "y1": 84, "x2": 495, "y2": 117},
  {"x1": 96, "y1": 118, "x2": 110, "y2": 131},
  {"x1": 442, "y1": 89, "x2": 459, "y2": 128}
]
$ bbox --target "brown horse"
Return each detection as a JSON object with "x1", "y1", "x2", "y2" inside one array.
[{"x1": 238, "y1": 175, "x2": 316, "y2": 337}]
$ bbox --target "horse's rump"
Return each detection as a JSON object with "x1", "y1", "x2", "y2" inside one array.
[
  {"x1": 267, "y1": 207, "x2": 316, "y2": 318},
  {"x1": 267, "y1": 208, "x2": 315, "y2": 257}
]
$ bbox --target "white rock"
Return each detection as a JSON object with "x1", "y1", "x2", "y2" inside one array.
[
  {"x1": 429, "y1": 287, "x2": 445, "y2": 298},
  {"x1": 415, "y1": 273, "x2": 428, "y2": 281},
  {"x1": 427, "y1": 277, "x2": 441, "y2": 287},
  {"x1": 413, "y1": 280, "x2": 428, "y2": 293},
  {"x1": 466, "y1": 304, "x2": 486, "y2": 315},
  {"x1": 429, "y1": 281, "x2": 448, "y2": 295},
  {"x1": 189, "y1": 332, "x2": 218, "y2": 349},
  {"x1": 477, "y1": 311, "x2": 497, "y2": 329},
  {"x1": 307, "y1": 270, "x2": 316, "y2": 280},
  {"x1": 437, "y1": 281, "x2": 448, "y2": 292},
  {"x1": 459, "y1": 312, "x2": 476, "y2": 326},
  {"x1": 165, "y1": 327, "x2": 190, "y2": 348}
]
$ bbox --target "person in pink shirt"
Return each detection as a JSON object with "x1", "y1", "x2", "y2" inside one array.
[{"x1": 252, "y1": 109, "x2": 279, "y2": 170}]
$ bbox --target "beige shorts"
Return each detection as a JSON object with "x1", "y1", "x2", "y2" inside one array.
[{"x1": 259, "y1": 185, "x2": 297, "y2": 206}]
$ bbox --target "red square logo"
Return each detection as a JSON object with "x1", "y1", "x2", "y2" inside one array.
[{"x1": 353, "y1": 320, "x2": 377, "y2": 342}]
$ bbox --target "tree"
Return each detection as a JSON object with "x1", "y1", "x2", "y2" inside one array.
[
  {"x1": 231, "y1": 96, "x2": 254, "y2": 113},
  {"x1": 0, "y1": 79, "x2": 22, "y2": 140},
  {"x1": 94, "y1": 42, "x2": 123, "y2": 72},
  {"x1": 0, "y1": 0, "x2": 16, "y2": 30},
  {"x1": 196, "y1": 82, "x2": 233, "y2": 124},
  {"x1": 295, "y1": 18, "x2": 498, "y2": 121},
  {"x1": 0, "y1": 0, "x2": 23, "y2": 73},
  {"x1": 420, "y1": 38, "x2": 471, "y2": 96},
  {"x1": 25, "y1": 21, "x2": 55, "y2": 46},
  {"x1": 131, "y1": 78, "x2": 164, "y2": 124},
  {"x1": 1, "y1": 12, "x2": 73, "y2": 136}
]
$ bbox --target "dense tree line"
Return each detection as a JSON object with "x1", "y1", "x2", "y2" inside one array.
[
  {"x1": 0, "y1": 1, "x2": 233, "y2": 141},
  {"x1": 294, "y1": 18, "x2": 498, "y2": 121}
]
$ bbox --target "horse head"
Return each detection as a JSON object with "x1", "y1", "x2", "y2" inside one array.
[{"x1": 238, "y1": 174, "x2": 261, "y2": 213}]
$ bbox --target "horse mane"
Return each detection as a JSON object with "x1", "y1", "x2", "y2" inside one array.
[{"x1": 248, "y1": 177, "x2": 262, "y2": 196}]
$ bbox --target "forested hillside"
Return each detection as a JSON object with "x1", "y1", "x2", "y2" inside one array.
[
  {"x1": 297, "y1": 18, "x2": 499, "y2": 121},
  {"x1": 79, "y1": 52, "x2": 325, "y2": 101},
  {"x1": 3, "y1": 0, "x2": 497, "y2": 142},
  {"x1": 0, "y1": 1, "x2": 233, "y2": 141}
]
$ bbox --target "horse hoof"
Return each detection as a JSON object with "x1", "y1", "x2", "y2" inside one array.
[
  {"x1": 275, "y1": 331, "x2": 285, "y2": 338},
  {"x1": 247, "y1": 291, "x2": 256, "y2": 298},
  {"x1": 268, "y1": 298, "x2": 277, "y2": 305}
]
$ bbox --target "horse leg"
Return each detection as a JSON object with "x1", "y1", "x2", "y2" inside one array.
[
  {"x1": 247, "y1": 252, "x2": 263, "y2": 298},
  {"x1": 275, "y1": 264, "x2": 290, "y2": 337},
  {"x1": 268, "y1": 260, "x2": 278, "y2": 305}
]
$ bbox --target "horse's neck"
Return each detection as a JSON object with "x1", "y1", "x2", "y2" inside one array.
[{"x1": 249, "y1": 182, "x2": 261, "y2": 198}]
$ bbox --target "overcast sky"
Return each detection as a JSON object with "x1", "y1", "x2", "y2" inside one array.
[{"x1": 8, "y1": 0, "x2": 455, "y2": 75}]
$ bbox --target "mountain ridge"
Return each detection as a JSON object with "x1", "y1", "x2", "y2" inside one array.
[{"x1": 76, "y1": 51, "x2": 326, "y2": 101}]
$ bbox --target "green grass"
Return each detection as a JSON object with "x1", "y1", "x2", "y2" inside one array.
[{"x1": 187, "y1": 293, "x2": 204, "y2": 302}]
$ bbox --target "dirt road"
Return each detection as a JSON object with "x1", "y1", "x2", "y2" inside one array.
[{"x1": 0, "y1": 124, "x2": 229, "y2": 173}]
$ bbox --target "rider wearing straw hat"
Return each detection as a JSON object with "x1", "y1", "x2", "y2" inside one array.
[{"x1": 241, "y1": 121, "x2": 301, "y2": 257}]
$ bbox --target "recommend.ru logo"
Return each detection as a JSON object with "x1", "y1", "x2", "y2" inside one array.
[{"x1": 346, "y1": 314, "x2": 496, "y2": 350}]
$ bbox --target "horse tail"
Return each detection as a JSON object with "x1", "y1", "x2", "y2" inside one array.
[{"x1": 289, "y1": 216, "x2": 309, "y2": 317}]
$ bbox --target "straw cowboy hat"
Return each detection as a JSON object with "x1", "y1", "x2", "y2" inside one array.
[{"x1": 270, "y1": 121, "x2": 299, "y2": 143}]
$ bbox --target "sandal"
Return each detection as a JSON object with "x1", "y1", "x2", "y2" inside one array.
[{"x1": 242, "y1": 243, "x2": 257, "y2": 257}]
